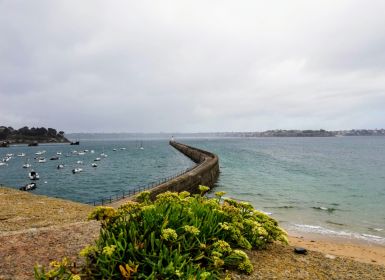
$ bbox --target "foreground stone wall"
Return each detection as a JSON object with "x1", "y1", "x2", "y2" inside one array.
[{"x1": 146, "y1": 141, "x2": 220, "y2": 200}]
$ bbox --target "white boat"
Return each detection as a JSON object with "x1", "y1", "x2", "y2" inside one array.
[
  {"x1": 23, "y1": 163, "x2": 31, "y2": 168},
  {"x1": 91, "y1": 163, "x2": 97, "y2": 167},
  {"x1": 35, "y1": 151, "x2": 46, "y2": 155},
  {"x1": 56, "y1": 152, "x2": 62, "y2": 155},
  {"x1": 113, "y1": 148, "x2": 117, "y2": 151},
  {"x1": 2, "y1": 156, "x2": 11, "y2": 162},
  {"x1": 57, "y1": 164, "x2": 65, "y2": 169},
  {"x1": 100, "y1": 153, "x2": 108, "y2": 158},
  {"x1": 72, "y1": 168, "x2": 83, "y2": 174},
  {"x1": 139, "y1": 141, "x2": 144, "y2": 150},
  {"x1": 6, "y1": 153, "x2": 13, "y2": 157},
  {"x1": 0, "y1": 162, "x2": 7, "y2": 167},
  {"x1": 120, "y1": 147, "x2": 126, "y2": 150},
  {"x1": 90, "y1": 150, "x2": 95, "y2": 154},
  {"x1": 94, "y1": 157, "x2": 101, "y2": 161},
  {"x1": 29, "y1": 171, "x2": 40, "y2": 180},
  {"x1": 18, "y1": 153, "x2": 26, "y2": 157},
  {"x1": 76, "y1": 160, "x2": 83, "y2": 164},
  {"x1": 20, "y1": 182, "x2": 37, "y2": 191},
  {"x1": 38, "y1": 158, "x2": 46, "y2": 163},
  {"x1": 78, "y1": 152, "x2": 85, "y2": 155}
]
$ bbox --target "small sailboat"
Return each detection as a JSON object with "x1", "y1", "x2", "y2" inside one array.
[{"x1": 139, "y1": 141, "x2": 144, "y2": 150}]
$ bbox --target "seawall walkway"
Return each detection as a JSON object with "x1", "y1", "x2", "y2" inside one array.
[{"x1": 109, "y1": 141, "x2": 220, "y2": 207}]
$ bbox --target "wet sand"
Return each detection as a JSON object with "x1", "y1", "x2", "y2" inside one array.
[{"x1": 289, "y1": 232, "x2": 385, "y2": 266}]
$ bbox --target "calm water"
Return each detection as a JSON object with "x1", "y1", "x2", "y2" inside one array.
[
  {"x1": 0, "y1": 140, "x2": 195, "y2": 203},
  {"x1": 1, "y1": 137, "x2": 385, "y2": 244}
]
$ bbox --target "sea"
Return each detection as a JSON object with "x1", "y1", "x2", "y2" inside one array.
[{"x1": 1, "y1": 136, "x2": 384, "y2": 245}]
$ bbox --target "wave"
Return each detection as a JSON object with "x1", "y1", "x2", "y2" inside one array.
[
  {"x1": 291, "y1": 224, "x2": 385, "y2": 245},
  {"x1": 265, "y1": 205, "x2": 296, "y2": 209},
  {"x1": 326, "y1": 220, "x2": 345, "y2": 226},
  {"x1": 368, "y1": 227, "x2": 384, "y2": 232},
  {"x1": 312, "y1": 206, "x2": 338, "y2": 213}
]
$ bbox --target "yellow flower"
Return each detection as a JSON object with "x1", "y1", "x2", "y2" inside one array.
[
  {"x1": 49, "y1": 260, "x2": 60, "y2": 268},
  {"x1": 71, "y1": 275, "x2": 81, "y2": 280},
  {"x1": 102, "y1": 245, "x2": 116, "y2": 256},
  {"x1": 213, "y1": 240, "x2": 232, "y2": 254},
  {"x1": 215, "y1": 191, "x2": 226, "y2": 197},
  {"x1": 183, "y1": 225, "x2": 200, "y2": 236},
  {"x1": 198, "y1": 185, "x2": 210, "y2": 193},
  {"x1": 79, "y1": 245, "x2": 98, "y2": 257},
  {"x1": 137, "y1": 191, "x2": 151, "y2": 203},
  {"x1": 200, "y1": 271, "x2": 211, "y2": 280},
  {"x1": 88, "y1": 206, "x2": 117, "y2": 221},
  {"x1": 218, "y1": 222, "x2": 231, "y2": 231},
  {"x1": 161, "y1": 228, "x2": 178, "y2": 241},
  {"x1": 179, "y1": 191, "x2": 190, "y2": 199}
]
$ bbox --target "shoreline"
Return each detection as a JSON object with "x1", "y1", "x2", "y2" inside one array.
[{"x1": 288, "y1": 231, "x2": 385, "y2": 266}]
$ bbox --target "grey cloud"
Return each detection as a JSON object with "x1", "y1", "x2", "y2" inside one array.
[{"x1": 1, "y1": 0, "x2": 385, "y2": 132}]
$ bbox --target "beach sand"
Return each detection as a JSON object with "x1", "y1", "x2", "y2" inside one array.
[{"x1": 289, "y1": 233, "x2": 385, "y2": 266}]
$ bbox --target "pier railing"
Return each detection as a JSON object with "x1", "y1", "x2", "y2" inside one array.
[{"x1": 86, "y1": 164, "x2": 198, "y2": 206}]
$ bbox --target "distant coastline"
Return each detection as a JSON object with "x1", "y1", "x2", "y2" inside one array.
[
  {"x1": 0, "y1": 126, "x2": 70, "y2": 146},
  {"x1": 66, "y1": 128, "x2": 385, "y2": 140}
]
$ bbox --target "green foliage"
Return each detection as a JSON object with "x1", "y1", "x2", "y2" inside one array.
[
  {"x1": 34, "y1": 187, "x2": 287, "y2": 279},
  {"x1": 34, "y1": 258, "x2": 81, "y2": 280}
]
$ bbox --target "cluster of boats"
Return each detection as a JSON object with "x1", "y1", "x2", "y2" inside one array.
[{"x1": 1, "y1": 143, "x2": 143, "y2": 192}]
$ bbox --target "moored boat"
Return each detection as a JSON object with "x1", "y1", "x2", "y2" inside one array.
[
  {"x1": 29, "y1": 171, "x2": 40, "y2": 180},
  {"x1": 72, "y1": 168, "x2": 83, "y2": 174},
  {"x1": 19, "y1": 182, "x2": 37, "y2": 191}
]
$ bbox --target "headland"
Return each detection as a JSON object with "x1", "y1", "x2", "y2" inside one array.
[{"x1": 0, "y1": 126, "x2": 70, "y2": 146}]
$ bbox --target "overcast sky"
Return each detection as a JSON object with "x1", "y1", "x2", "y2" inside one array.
[{"x1": 1, "y1": 0, "x2": 385, "y2": 133}]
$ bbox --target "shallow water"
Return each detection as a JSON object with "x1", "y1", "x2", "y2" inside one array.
[
  {"x1": 182, "y1": 137, "x2": 385, "y2": 244},
  {"x1": 1, "y1": 136, "x2": 384, "y2": 244}
]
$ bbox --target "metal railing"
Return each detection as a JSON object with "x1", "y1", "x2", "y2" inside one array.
[{"x1": 86, "y1": 165, "x2": 198, "y2": 206}]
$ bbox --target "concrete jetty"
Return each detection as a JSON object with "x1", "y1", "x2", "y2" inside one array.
[{"x1": 109, "y1": 141, "x2": 220, "y2": 207}]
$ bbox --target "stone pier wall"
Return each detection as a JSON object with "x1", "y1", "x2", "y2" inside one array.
[
  {"x1": 109, "y1": 141, "x2": 220, "y2": 207},
  {"x1": 146, "y1": 141, "x2": 220, "y2": 200}
]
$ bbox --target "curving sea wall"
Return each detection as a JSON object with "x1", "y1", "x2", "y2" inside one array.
[
  {"x1": 110, "y1": 141, "x2": 219, "y2": 207},
  {"x1": 146, "y1": 141, "x2": 220, "y2": 199}
]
